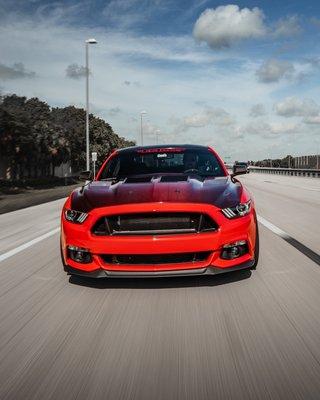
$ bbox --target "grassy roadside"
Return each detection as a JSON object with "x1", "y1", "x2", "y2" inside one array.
[{"x1": 0, "y1": 183, "x2": 81, "y2": 214}]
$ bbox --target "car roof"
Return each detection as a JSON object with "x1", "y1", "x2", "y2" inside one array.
[{"x1": 117, "y1": 144, "x2": 211, "y2": 154}]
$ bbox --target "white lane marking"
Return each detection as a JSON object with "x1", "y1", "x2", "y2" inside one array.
[
  {"x1": 258, "y1": 215, "x2": 320, "y2": 265},
  {"x1": 257, "y1": 215, "x2": 290, "y2": 239},
  {"x1": 0, "y1": 227, "x2": 60, "y2": 263},
  {"x1": 300, "y1": 187, "x2": 320, "y2": 192}
]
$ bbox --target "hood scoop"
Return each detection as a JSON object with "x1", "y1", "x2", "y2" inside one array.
[
  {"x1": 125, "y1": 176, "x2": 153, "y2": 183},
  {"x1": 124, "y1": 175, "x2": 191, "y2": 183},
  {"x1": 160, "y1": 175, "x2": 189, "y2": 182}
]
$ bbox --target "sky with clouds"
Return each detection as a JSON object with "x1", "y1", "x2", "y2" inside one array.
[{"x1": 1, "y1": 0, "x2": 320, "y2": 160}]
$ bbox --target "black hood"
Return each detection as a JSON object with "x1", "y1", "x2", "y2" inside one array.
[{"x1": 71, "y1": 175, "x2": 242, "y2": 213}]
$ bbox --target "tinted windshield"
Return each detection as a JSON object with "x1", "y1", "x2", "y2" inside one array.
[{"x1": 99, "y1": 147, "x2": 226, "y2": 179}]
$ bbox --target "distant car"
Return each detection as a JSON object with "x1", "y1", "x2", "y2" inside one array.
[
  {"x1": 61, "y1": 145, "x2": 259, "y2": 278},
  {"x1": 233, "y1": 161, "x2": 249, "y2": 174}
]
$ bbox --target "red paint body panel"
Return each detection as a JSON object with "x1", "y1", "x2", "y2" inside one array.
[
  {"x1": 61, "y1": 202, "x2": 257, "y2": 273},
  {"x1": 61, "y1": 145, "x2": 258, "y2": 277}
]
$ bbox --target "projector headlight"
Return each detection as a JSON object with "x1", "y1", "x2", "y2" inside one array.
[
  {"x1": 221, "y1": 200, "x2": 251, "y2": 219},
  {"x1": 64, "y1": 209, "x2": 88, "y2": 224}
]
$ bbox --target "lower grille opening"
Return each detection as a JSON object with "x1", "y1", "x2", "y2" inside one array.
[{"x1": 100, "y1": 252, "x2": 211, "y2": 265}]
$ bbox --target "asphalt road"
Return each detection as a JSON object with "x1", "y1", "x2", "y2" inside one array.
[{"x1": 0, "y1": 173, "x2": 320, "y2": 400}]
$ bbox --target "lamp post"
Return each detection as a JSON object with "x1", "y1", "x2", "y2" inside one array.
[
  {"x1": 85, "y1": 38, "x2": 97, "y2": 171},
  {"x1": 140, "y1": 111, "x2": 147, "y2": 146},
  {"x1": 317, "y1": 138, "x2": 320, "y2": 169}
]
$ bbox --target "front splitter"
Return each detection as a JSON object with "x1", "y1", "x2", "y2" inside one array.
[{"x1": 65, "y1": 259, "x2": 255, "y2": 278}]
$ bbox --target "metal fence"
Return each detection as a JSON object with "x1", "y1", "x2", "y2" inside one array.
[
  {"x1": 249, "y1": 166, "x2": 320, "y2": 178},
  {"x1": 293, "y1": 155, "x2": 320, "y2": 169}
]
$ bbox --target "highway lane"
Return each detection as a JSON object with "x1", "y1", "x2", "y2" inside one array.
[
  {"x1": 0, "y1": 173, "x2": 320, "y2": 400},
  {"x1": 240, "y1": 173, "x2": 320, "y2": 254},
  {"x1": 0, "y1": 199, "x2": 64, "y2": 255}
]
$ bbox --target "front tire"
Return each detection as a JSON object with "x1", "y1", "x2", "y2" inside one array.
[
  {"x1": 251, "y1": 213, "x2": 259, "y2": 269},
  {"x1": 60, "y1": 237, "x2": 68, "y2": 271}
]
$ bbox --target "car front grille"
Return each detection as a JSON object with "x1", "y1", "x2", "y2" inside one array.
[
  {"x1": 92, "y1": 212, "x2": 218, "y2": 236},
  {"x1": 100, "y1": 251, "x2": 211, "y2": 265}
]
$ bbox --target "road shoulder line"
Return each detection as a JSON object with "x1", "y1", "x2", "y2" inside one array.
[
  {"x1": 258, "y1": 215, "x2": 320, "y2": 266},
  {"x1": 0, "y1": 228, "x2": 60, "y2": 263}
]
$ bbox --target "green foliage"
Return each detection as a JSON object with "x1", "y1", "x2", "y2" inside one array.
[
  {"x1": 253, "y1": 156, "x2": 293, "y2": 168},
  {"x1": 0, "y1": 94, "x2": 135, "y2": 179}
]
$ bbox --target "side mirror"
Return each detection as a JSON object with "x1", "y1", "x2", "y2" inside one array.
[
  {"x1": 231, "y1": 164, "x2": 248, "y2": 177},
  {"x1": 79, "y1": 170, "x2": 92, "y2": 181}
]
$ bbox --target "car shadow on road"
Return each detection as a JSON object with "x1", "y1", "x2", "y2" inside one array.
[{"x1": 69, "y1": 269, "x2": 252, "y2": 289}]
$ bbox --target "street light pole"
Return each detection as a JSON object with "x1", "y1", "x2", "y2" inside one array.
[
  {"x1": 85, "y1": 38, "x2": 97, "y2": 171},
  {"x1": 140, "y1": 111, "x2": 147, "y2": 146}
]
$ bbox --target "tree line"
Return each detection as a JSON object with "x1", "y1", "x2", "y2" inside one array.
[
  {"x1": 251, "y1": 155, "x2": 294, "y2": 168},
  {"x1": 0, "y1": 94, "x2": 135, "y2": 180}
]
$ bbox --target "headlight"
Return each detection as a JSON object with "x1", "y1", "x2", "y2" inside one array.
[
  {"x1": 64, "y1": 209, "x2": 88, "y2": 223},
  {"x1": 221, "y1": 200, "x2": 251, "y2": 219}
]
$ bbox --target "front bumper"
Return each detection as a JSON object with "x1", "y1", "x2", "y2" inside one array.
[
  {"x1": 64, "y1": 260, "x2": 255, "y2": 278},
  {"x1": 61, "y1": 202, "x2": 257, "y2": 277}
]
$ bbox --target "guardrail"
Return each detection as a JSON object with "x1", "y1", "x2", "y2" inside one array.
[{"x1": 249, "y1": 166, "x2": 320, "y2": 178}]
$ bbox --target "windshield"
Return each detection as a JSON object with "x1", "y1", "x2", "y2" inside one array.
[{"x1": 99, "y1": 147, "x2": 226, "y2": 180}]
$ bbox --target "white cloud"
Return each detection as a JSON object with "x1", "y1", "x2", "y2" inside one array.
[
  {"x1": 102, "y1": 0, "x2": 171, "y2": 29},
  {"x1": 303, "y1": 116, "x2": 320, "y2": 125},
  {"x1": 109, "y1": 107, "x2": 121, "y2": 116},
  {"x1": 104, "y1": 0, "x2": 139, "y2": 15},
  {"x1": 273, "y1": 15, "x2": 302, "y2": 37},
  {"x1": 123, "y1": 80, "x2": 141, "y2": 87},
  {"x1": 303, "y1": 57, "x2": 320, "y2": 68},
  {"x1": 269, "y1": 121, "x2": 300, "y2": 135},
  {"x1": 193, "y1": 5, "x2": 266, "y2": 49},
  {"x1": 66, "y1": 63, "x2": 87, "y2": 79},
  {"x1": 249, "y1": 103, "x2": 266, "y2": 117},
  {"x1": 103, "y1": 0, "x2": 144, "y2": 28},
  {"x1": 171, "y1": 108, "x2": 235, "y2": 133},
  {"x1": 193, "y1": 6, "x2": 302, "y2": 51},
  {"x1": 243, "y1": 119, "x2": 300, "y2": 137},
  {"x1": 310, "y1": 17, "x2": 320, "y2": 28},
  {"x1": 274, "y1": 97, "x2": 320, "y2": 117},
  {"x1": 105, "y1": 32, "x2": 222, "y2": 64},
  {"x1": 0, "y1": 5, "x2": 319, "y2": 161},
  {"x1": 256, "y1": 59, "x2": 294, "y2": 83},
  {"x1": 0, "y1": 62, "x2": 35, "y2": 80},
  {"x1": 139, "y1": 121, "x2": 170, "y2": 144}
]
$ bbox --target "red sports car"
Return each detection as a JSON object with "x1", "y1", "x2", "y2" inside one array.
[{"x1": 60, "y1": 145, "x2": 259, "y2": 278}]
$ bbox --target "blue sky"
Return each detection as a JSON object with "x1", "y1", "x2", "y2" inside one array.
[{"x1": 1, "y1": 0, "x2": 320, "y2": 160}]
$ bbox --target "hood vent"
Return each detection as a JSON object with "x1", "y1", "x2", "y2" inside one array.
[
  {"x1": 114, "y1": 175, "x2": 206, "y2": 184},
  {"x1": 160, "y1": 175, "x2": 189, "y2": 182},
  {"x1": 125, "y1": 176, "x2": 153, "y2": 183}
]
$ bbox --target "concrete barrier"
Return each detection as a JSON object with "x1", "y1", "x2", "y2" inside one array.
[{"x1": 249, "y1": 166, "x2": 320, "y2": 178}]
